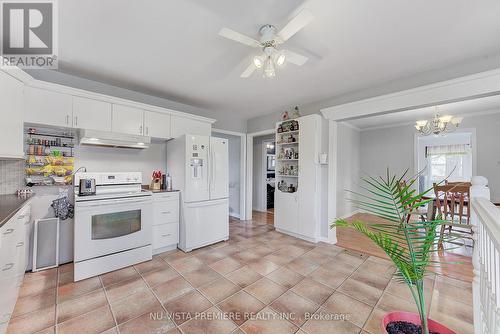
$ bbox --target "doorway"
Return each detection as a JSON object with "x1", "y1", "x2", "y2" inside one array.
[{"x1": 252, "y1": 133, "x2": 275, "y2": 225}]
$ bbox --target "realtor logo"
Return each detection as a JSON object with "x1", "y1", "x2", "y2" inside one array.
[{"x1": 1, "y1": 0, "x2": 58, "y2": 68}]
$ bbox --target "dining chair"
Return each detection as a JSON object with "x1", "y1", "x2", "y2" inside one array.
[
  {"x1": 398, "y1": 180, "x2": 428, "y2": 223},
  {"x1": 433, "y1": 183, "x2": 472, "y2": 249}
]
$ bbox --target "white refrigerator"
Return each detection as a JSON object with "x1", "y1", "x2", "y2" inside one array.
[{"x1": 167, "y1": 135, "x2": 229, "y2": 251}]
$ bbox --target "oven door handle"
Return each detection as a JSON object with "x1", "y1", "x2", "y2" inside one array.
[{"x1": 78, "y1": 197, "x2": 152, "y2": 207}]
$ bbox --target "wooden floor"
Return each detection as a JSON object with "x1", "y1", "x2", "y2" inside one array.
[{"x1": 337, "y1": 213, "x2": 473, "y2": 283}]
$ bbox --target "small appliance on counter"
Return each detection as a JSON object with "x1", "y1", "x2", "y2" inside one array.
[{"x1": 78, "y1": 178, "x2": 96, "y2": 196}]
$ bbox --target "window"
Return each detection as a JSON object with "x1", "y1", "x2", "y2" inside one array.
[{"x1": 421, "y1": 144, "x2": 472, "y2": 190}]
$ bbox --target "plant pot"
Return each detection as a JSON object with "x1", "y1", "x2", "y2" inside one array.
[{"x1": 381, "y1": 311, "x2": 456, "y2": 334}]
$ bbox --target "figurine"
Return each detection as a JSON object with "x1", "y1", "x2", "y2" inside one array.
[
  {"x1": 281, "y1": 111, "x2": 289, "y2": 120},
  {"x1": 291, "y1": 106, "x2": 301, "y2": 119}
]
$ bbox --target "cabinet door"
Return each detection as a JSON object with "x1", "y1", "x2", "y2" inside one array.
[
  {"x1": 73, "y1": 96, "x2": 112, "y2": 132},
  {"x1": 112, "y1": 104, "x2": 145, "y2": 135},
  {"x1": 274, "y1": 191, "x2": 298, "y2": 233},
  {"x1": 144, "y1": 111, "x2": 171, "y2": 139},
  {"x1": 0, "y1": 71, "x2": 24, "y2": 159},
  {"x1": 25, "y1": 86, "x2": 73, "y2": 127},
  {"x1": 171, "y1": 115, "x2": 211, "y2": 138}
]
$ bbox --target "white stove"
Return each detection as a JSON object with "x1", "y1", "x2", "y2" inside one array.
[{"x1": 73, "y1": 172, "x2": 153, "y2": 281}]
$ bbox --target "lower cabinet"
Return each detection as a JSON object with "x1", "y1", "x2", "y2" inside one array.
[
  {"x1": 152, "y1": 192, "x2": 179, "y2": 255},
  {"x1": 0, "y1": 204, "x2": 30, "y2": 334}
]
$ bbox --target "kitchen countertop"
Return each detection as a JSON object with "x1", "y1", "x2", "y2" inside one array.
[
  {"x1": 141, "y1": 186, "x2": 180, "y2": 193},
  {"x1": 0, "y1": 194, "x2": 33, "y2": 228}
]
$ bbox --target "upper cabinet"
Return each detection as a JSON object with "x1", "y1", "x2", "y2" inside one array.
[
  {"x1": 25, "y1": 87, "x2": 72, "y2": 127},
  {"x1": 73, "y1": 97, "x2": 112, "y2": 132},
  {"x1": 144, "y1": 111, "x2": 171, "y2": 139},
  {"x1": 112, "y1": 104, "x2": 145, "y2": 136},
  {"x1": 171, "y1": 115, "x2": 211, "y2": 138},
  {"x1": 0, "y1": 72, "x2": 24, "y2": 159}
]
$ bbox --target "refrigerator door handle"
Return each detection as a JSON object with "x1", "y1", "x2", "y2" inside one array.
[{"x1": 211, "y1": 146, "x2": 216, "y2": 190}]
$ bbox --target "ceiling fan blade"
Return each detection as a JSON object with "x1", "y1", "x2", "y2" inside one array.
[
  {"x1": 240, "y1": 63, "x2": 257, "y2": 78},
  {"x1": 284, "y1": 50, "x2": 308, "y2": 66},
  {"x1": 218, "y1": 28, "x2": 261, "y2": 48},
  {"x1": 277, "y1": 8, "x2": 314, "y2": 42}
]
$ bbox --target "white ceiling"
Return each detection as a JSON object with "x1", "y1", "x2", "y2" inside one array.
[
  {"x1": 346, "y1": 95, "x2": 500, "y2": 129},
  {"x1": 57, "y1": 0, "x2": 500, "y2": 120}
]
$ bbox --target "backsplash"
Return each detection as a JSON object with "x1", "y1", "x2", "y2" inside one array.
[{"x1": 0, "y1": 160, "x2": 24, "y2": 195}]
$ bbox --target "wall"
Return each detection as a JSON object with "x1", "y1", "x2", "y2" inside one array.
[
  {"x1": 0, "y1": 160, "x2": 24, "y2": 195},
  {"x1": 359, "y1": 112, "x2": 500, "y2": 202},
  {"x1": 336, "y1": 123, "x2": 361, "y2": 218},
  {"x1": 26, "y1": 70, "x2": 247, "y2": 132},
  {"x1": 74, "y1": 142, "x2": 167, "y2": 183},
  {"x1": 253, "y1": 134, "x2": 274, "y2": 212},
  {"x1": 212, "y1": 132, "x2": 241, "y2": 218}
]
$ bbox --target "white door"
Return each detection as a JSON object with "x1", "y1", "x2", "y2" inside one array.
[
  {"x1": 25, "y1": 87, "x2": 73, "y2": 127},
  {"x1": 144, "y1": 111, "x2": 171, "y2": 139},
  {"x1": 73, "y1": 96, "x2": 112, "y2": 132},
  {"x1": 209, "y1": 137, "x2": 229, "y2": 200},
  {"x1": 112, "y1": 104, "x2": 145, "y2": 135},
  {"x1": 171, "y1": 115, "x2": 211, "y2": 138},
  {"x1": 184, "y1": 135, "x2": 210, "y2": 203},
  {"x1": 0, "y1": 71, "x2": 24, "y2": 159}
]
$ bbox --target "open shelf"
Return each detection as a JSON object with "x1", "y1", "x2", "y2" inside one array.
[
  {"x1": 277, "y1": 174, "x2": 299, "y2": 178},
  {"x1": 277, "y1": 142, "x2": 299, "y2": 146}
]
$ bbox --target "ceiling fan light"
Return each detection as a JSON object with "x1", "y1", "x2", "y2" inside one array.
[
  {"x1": 276, "y1": 53, "x2": 286, "y2": 66},
  {"x1": 264, "y1": 57, "x2": 276, "y2": 78},
  {"x1": 253, "y1": 56, "x2": 264, "y2": 68}
]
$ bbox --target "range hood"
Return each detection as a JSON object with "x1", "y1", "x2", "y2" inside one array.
[{"x1": 79, "y1": 129, "x2": 151, "y2": 149}]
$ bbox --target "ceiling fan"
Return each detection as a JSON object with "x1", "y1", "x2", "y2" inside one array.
[{"x1": 218, "y1": 8, "x2": 314, "y2": 78}]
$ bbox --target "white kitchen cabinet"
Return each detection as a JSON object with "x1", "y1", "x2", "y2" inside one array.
[
  {"x1": 0, "y1": 204, "x2": 30, "y2": 333},
  {"x1": 0, "y1": 71, "x2": 24, "y2": 159},
  {"x1": 73, "y1": 96, "x2": 112, "y2": 132},
  {"x1": 112, "y1": 104, "x2": 145, "y2": 135},
  {"x1": 171, "y1": 115, "x2": 211, "y2": 138},
  {"x1": 25, "y1": 86, "x2": 73, "y2": 127},
  {"x1": 152, "y1": 192, "x2": 179, "y2": 254},
  {"x1": 144, "y1": 111, "x2": 171, "y2": 139}
]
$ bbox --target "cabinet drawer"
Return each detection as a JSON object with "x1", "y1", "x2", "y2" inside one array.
[
  {"x1": 153, "y1": 192, "x2": 179, "y2": 202},
  {"x1": 153, "y1": 224, "x2": 178, "y2": 249},
  {"x1": 153, "y1": 200, "x2": 179, "y2": 226}
]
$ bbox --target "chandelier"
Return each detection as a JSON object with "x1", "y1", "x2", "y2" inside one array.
[{"x1": 415, "y1": 111, "x2": 462, "y2": 136}]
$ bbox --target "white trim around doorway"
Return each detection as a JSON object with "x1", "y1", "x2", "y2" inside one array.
[
  {"x1": 212, "y1": 128, "x2": 247, "y2": 221},
  {"x1": 245, "y1": 128, "x2": 275, "y2": 221}
]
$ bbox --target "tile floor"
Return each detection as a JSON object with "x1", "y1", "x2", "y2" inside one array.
[{"x1": 8, "y1": 218, "x2": 473, "y2": 334}]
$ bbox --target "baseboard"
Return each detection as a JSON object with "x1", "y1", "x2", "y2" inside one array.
[
  {"x1": 339, "y1": 210, "x2": 360, "y2": 219},
  {"x1": 229, "y1": 212, "x2": 240, "y2": 219}
]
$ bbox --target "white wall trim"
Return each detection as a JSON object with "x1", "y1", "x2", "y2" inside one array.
[
  {"x1": 212, "y1": 128, "x2": 247, "y2": 221},
  {"x1": 327, "y1": 120, "x2": 338, "y2": 244},
  {"x1": 321, "y1": 68, "x2": 500, "y2": 121},
  {"x1": 245, "y1": 128, "x2": 275, "y2": 221}
]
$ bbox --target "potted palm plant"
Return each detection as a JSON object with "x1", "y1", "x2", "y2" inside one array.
[{"x1": 332, "y1": 170, "x2": 458, "y2": 334}]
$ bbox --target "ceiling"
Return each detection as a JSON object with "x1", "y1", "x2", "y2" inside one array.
[
  {"x1": 57, "y1": 0, "x2": 500, "y2": 120},
  {"x1": 346, "y1": 95, "x2": 500, "y2": 129}
]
